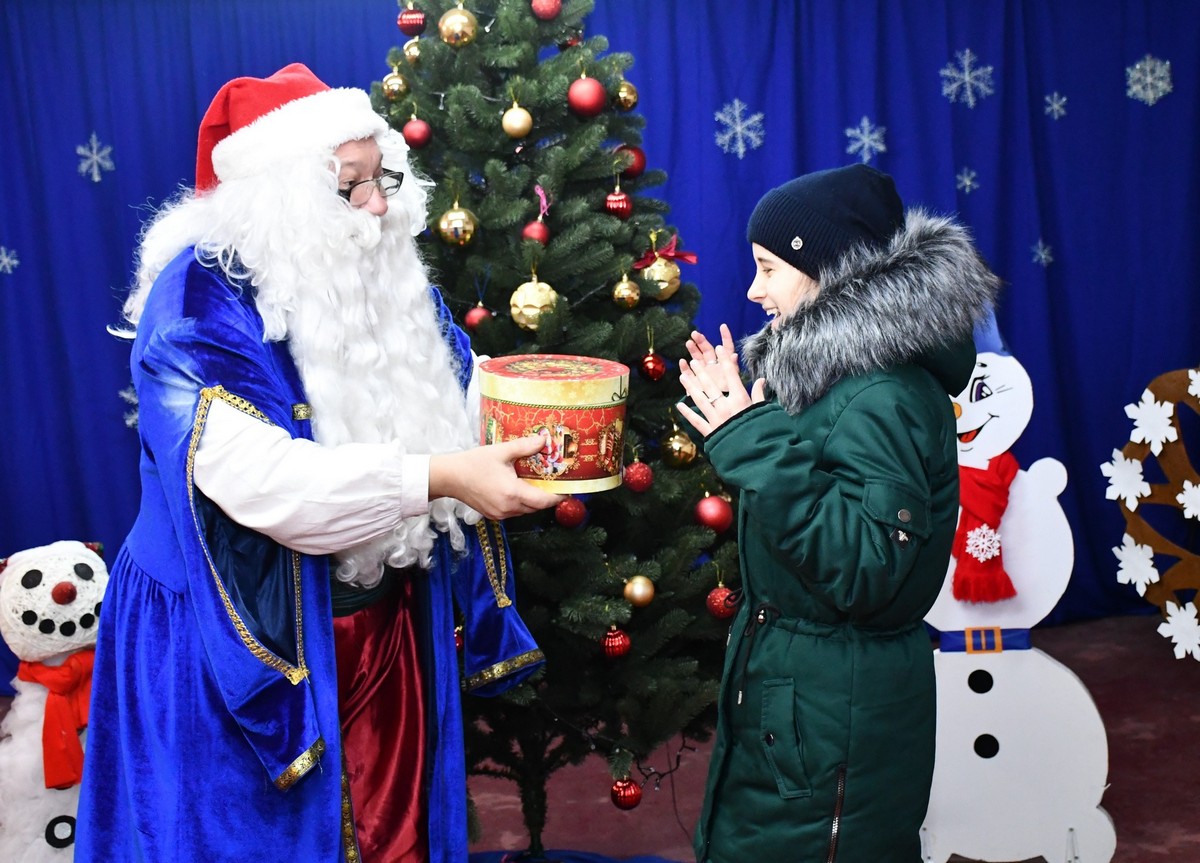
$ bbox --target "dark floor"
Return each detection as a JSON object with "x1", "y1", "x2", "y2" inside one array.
[
  {"x1": 2, "y1": 613, "x2": 1192, "y2": 862},
  {"x1": 467, "y1": 613, "x2": 1199, "y2": 863}
]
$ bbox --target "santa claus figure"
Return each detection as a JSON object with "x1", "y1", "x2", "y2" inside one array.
[{"x1": 76, "y1": 63, "x2": 561, "y2": 863}]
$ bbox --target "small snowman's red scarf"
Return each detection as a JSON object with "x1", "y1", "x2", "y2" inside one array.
[
  {"x1": 952, "y1": 452, "x2": 1019, "y2": 603},
  {"x1": 17, "y1": 648, "x2": 94, "y2": 789}
]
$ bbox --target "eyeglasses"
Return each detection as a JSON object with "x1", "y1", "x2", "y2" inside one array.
[{"x1": 338, "y1": 169, "x2": 404, "y2": 207}]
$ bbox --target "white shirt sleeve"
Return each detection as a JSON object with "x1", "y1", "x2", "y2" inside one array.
[{"x1": 192, "y1": 397, "x2": 430, "y2": 555}]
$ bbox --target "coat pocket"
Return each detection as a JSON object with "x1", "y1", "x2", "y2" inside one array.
[{"x1": 760, "y1": 678, "x2": 812, "y2": 799}]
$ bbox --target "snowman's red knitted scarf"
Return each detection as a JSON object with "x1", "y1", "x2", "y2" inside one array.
[{"x1": 952, "y1": 451, "x2": 1019, "y2": 603}]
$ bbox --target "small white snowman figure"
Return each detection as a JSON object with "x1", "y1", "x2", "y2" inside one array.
[
  {"x1": 920, "y1": 318, "x2": 1116, "y2": 863},
  {"x1": 0, "y1": 540, "x2": 108, "y2": 862}
]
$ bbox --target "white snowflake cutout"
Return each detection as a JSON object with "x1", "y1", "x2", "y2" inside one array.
[
  {"x1": 1031, "y1": 239, "x2": 1053, "y2": 267},
  {"x1": 1188, "y1": 369, "x2": 1200, "y2": 402},
  {"x1": 0, "y1": 245, "x2": 19, "y2": 275},
  {"x1": 1176, "y1": 480, "x2": 1200, "y2": 521},
  {"x1": 1044, "y1": 92, "x2": 1067, "y2": 119},
  {"x1": 844, "y1": 116, "x2": 886, "y2": 164},
  {"x1": 1112, "y1": 533, "x2": 1159, "y2": 596},
  {"x1": 77, "y1": 132, "x2": 115, "y2": 183},
  {"x1": 965, "y1": 524, "x2": 1001, "y2": 562},
  {"x1": 1126, "y1": 54, "x2": 1172, "y2": 107},
  {"x1": 1125, "y1": 389, "x2": 1177, "y2": 455},
  {"x1": 940, "y1": 49, "x2": 995, "y2": 109},
  {"x1": 955, "y1": 167, "x2": 979, "y2": 194},
  {"x1": 714, "y1": 99, "x2": 765, "y2": 160},
  {"x1": 1100, "y1": 449, "x2": 1151, "y2": 511},
  {"x1": 1157, "y1": 601, "x2": 1200, "y2": 661}
]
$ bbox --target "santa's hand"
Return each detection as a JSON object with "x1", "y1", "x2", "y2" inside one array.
[{"x1": 429, "y1": 434, "x2": 564, "y2": 520}]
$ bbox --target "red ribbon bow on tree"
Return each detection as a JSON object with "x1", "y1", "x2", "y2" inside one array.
[{"x1": 633, "y1": 233, "x2": 697, "y2": 269}]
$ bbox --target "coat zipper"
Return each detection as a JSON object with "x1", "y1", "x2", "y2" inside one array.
[{"x1": 825, "y1": 764, "x2": 847, "y2": 863}]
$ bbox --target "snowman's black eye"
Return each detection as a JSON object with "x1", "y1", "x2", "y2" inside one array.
[
  {"x1": 21, "y1": 570, "x2": 43, "y2": 589},
  {"x1": 970, "y1": 377, "x2": 993, "y2": 402}
]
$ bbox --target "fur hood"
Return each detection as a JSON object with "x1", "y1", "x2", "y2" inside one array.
[{"x1": 741, "y1": 209, "x2": 1000, "y2": 413}]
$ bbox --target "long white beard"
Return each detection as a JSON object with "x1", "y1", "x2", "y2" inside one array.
[{"x1": 127, "y1": 145, "x2": 479, "y2": 588}]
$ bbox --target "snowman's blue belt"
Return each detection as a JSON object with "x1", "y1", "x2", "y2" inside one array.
[{"x1": 940, "y1": 627, "x2": 1031, "y2": 652}]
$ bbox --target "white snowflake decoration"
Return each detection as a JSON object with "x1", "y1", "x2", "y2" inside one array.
[
  {"x1": 1176, "y1": 480, "x2": 1200, "y2": 521},
  {"x1": 1126, "y1": 54, "x2": 1172, "y2": 107},
  {"x1": 844, "y1": 116, "x2": 886, "y2": 164},
  {"x1": 714, "y1": 99, "x2": 765, "y2": 160},
  {"x1": 965, "y1": 524, "x2": 1002, "y2": 562},
  {"x1": 1125, "y1": 388, "x2": 1177, "y2": 456},
  {"x1": 1100, "y1": 449, "x2": 1151, "y2": 511},
  {"x1": 1044, "y1": 92, "x2": 1068, "y2": 119},
  {"x1": 1157, "y1": 601, "x2": 1200, "y2": 660},
  {"x1": 77, "y1": 132, "x2": 115, "y2": 183},
  {"x1": 1112, "y1": 533, "x2": 1160, "y2": 596},
  {"x1": 0, "y1": 246, "x2": 19, "y2": 275},
  {"x1": 940, "y1": 49, "x2": 995, "y2": 109},
  {"x1": 1031, "y1": 239, "x2": 1053, "y2": 267},
  {"x1": 1188, "y1": 369, "x2": 1200, "y2": 401},
  {"x1": 955, "y1": 167, "x2": 979, "y2": 194}
]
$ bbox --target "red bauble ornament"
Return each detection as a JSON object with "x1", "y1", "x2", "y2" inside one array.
[
  {"x1": 531, "y1": 0, "x2": 562, "y2": 20},
  {"x1": 610, "y1": 777, "x2": 643, "y2": 810},
  {"x1": 555, "y1": 497, "x2": 587, "y2": 528},
  {"x1": 558, "y1": 29, "x2": 583, "y2": 50},
  {"x1": 605, "y1": 190, "x2": 632, "y2": 220},
  {"x1": 522, "y1": 219, "x2": 551, "y2": 245},
  {"x1": 695, "y1": 493, "x2": 734, "y2": 533},
  {"x1": 706, "y1": 586, "x2": 737, "y2": 620},
  {"x1": 603, "y1": 626, "x2": 631, "y2": 658},
  {"x1": 464, "y1": 304, "x2": 493, "y2": 331},
  {"x1": 623, "y1": 461, "x2": 653, "y2": 493},
  {"x1": 617, "y1": 144, "x2": 646, "y2": 179},
  {"x1": 403, "y1": 117, "x2": 432, "y2": 149},
  {"x1": 454, "y1": 625, "x2": 464, "y2": 651},
  {"x1": 568, "y1": 76, "x2": 607, "y2": 117},
  {"x1": 397, "y1": 7, "x2": 428, "y2": 36},
  {"x1": 638, "y1": 350, "x2": 666, "y2": 381}
]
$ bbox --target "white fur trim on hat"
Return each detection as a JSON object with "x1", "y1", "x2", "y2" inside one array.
[{"x1": 211, "y1": 87, "x2": 388, "y2": 184}]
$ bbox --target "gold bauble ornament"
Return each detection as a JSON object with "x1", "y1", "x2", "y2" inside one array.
[
  {"x1": 437, "y1": 203, "x2": 479, "y2": 245},
  {"x1": 642, "y1": 255, "x2": 681, "y2": 301},
  {"x1": 615, "y1": 80, "x2": 639, "y2": 111},
  {"x1": 661, "y1": 426, "x2": 698, "y2": 468},
  {"x1": 439, "y1": 5, "x2": 479, "y2": 47},
  {"x1": 623, "y1": 575, "x2": 655, "y2": 608},
  {"x1": 611, "y1": 274, "x2": 640, "y2": 309},
  {"x1": 382, "y1": 69, "x2": 409, "y2": 101},
  {"x1": 502, "y1": 102, "x2": 534, "y2": 138},
  {"x1": 403, "y1": 37, "x2": 422, "y2": 65},
  {"x1": 509, "y1": 278, "x2": 560, "y2": 331}
]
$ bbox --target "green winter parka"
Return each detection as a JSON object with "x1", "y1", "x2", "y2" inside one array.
[{"x1": 694, "y1": 211, "x2": 999, "y2": 863}]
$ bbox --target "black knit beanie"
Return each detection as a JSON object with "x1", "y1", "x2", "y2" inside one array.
[{"x1": 746, "y1": 164, "x2": 904, "y2": 280}]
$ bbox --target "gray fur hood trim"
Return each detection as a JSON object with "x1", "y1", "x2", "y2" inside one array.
[{"x1": 740, "y1": 208, "x2": 1000, "y2": 413}]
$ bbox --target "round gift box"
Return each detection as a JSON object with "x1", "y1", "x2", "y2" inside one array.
[{"x1": 479, "y1": 354, "x2": 630, "y2": 492}]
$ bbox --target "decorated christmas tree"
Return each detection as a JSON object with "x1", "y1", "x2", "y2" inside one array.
[{"x1": 373, "y1": 0, "x2": 740, "y2": 853}]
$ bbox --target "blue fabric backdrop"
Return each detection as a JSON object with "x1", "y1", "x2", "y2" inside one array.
[{"x1": 2, "y1": 0, "x2": 1197, "y2": 690}]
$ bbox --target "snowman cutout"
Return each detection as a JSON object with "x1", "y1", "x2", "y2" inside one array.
[
  {"x1": 920, "y1": 330, "x2": 1116, "y2": 863},
  {"x1": 0, "y1": 540, "x2": 108, "y2": 862}
]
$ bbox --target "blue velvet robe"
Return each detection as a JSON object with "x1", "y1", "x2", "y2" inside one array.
[{"x1": 77, "y1": 248, "x2": 542, "y2": 862}]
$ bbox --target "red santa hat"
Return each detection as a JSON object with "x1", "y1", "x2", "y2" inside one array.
[{"x1": 195, "y1": 63, "x2": 388, "y2": 192}]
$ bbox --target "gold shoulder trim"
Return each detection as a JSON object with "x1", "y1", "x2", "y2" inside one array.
[
  {"x1": 188, "y1": 386, "x2": 309, "y2": 683},
  {"x1": 274, "y1": 737, "x2": 325, "y2": 790},
  {"x1": 463, "y1": 648, "x2": 545, "y2": 692},
  {"x1": 475, "y1": 520, "x2": 512, "y2": 609},
  {"x1": 292, "y1": 403, "x2": 313, "y2": 420}
]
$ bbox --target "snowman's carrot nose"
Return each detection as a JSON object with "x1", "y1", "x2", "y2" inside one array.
[{"x1": 952, "y1": 401, "x2": 962, "y2": 419}]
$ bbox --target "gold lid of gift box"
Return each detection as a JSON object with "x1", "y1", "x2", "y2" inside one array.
[{"x1": 479, "y1": 354, "x2": 630, "y2": 492}]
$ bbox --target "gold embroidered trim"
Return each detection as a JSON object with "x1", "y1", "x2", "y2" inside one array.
[
  {"x1": 188, "y1": 386, "x2": 309, "y2": 684},
  {"x1": 274, "y1": 737, "x2": 325, "y2": 790},
  {"x1": 475, "y1": 520, "x2": 512, "y2": 609},
  {"x1": 463, "y1": 648, "x2": 545, "y2": 691},
  {"x1": 292, "y1": 403, "x2": 313, "y2": 420},
  {"x1": 341, "y1": 749, "x2": 361, "y2": 863}
]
